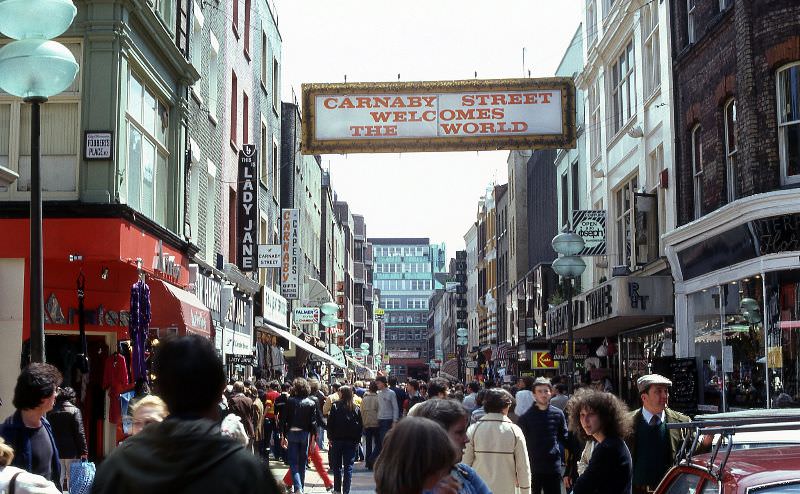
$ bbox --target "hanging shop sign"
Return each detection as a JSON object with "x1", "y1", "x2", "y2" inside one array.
[
  {"x1": 572, "y1": 210, "x2": 606, "y2": 256},
  {"x1": 262, "y1": 285, "x2": 288, "y2": 326},
  {"x1": 531, "y1": 350, "x2": 559, "y2": 369},
  {"x1": 281, "y1": 208, "x2": 300, "y2": 299},
  {"x1": 546, "y1": 276, "x2": 673, "y2": 338},
  {"x1": 258, "y1": 244, "x2": 282, "y2": 268},
  {"x1": 226, "y1": 354, "x2": 256, "y2": 366},
  {"x1": 301, "y1": 78, "x2": 576, "y2": 154},
  {"x1": 237, "y1": 144, "x2": 259, "y2": 272},
  {"x1": 293, "y1": 307, "x2": 320, "y2": 324}
]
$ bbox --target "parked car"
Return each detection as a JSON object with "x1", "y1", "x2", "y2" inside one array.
[{"x1": 693, "y1": 408, "x2": 800, "y2": 450}]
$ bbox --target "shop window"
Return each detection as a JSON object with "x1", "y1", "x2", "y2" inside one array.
[
  {"x1": 778, "y1": 63, "x2": 800, "y2": 185},
  {"x1": 724, "y1": 99, "x2": 738, "y2": 201},
  {"x1": 691, "y1": 124, "x2": 704, "y2": 219}
]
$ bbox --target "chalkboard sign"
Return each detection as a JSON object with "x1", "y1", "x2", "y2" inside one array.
[{"x1": 669, "y1": 358, "x2": 698, "y2": 414}]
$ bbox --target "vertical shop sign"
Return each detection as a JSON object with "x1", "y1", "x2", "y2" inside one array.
[
  {"x1": 281, "y1": 208, "x2": 300, "y2": 299},
  {"x1": 237, "y1": 144, "x2": 259, "y2": 271}
]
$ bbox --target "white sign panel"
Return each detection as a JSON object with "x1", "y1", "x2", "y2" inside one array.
[
  {"x1": 258, "y1": 244, "x2": 281, "y2": 268},
  {"x1": 85, "y1": 131, "x2": 113, "y2": 160},
  {"x1": 281, "y1": 209, "x2": 301, "y2": 299},
  {"x1": 293, "y1": 307, "x2": 320, "y2": 324},
  {"x1": 262, "y1": 285, "x2": 288, "y2": 326},
  {"x1": 572, "y1": 210, "x2": 607, "y2": 256}
]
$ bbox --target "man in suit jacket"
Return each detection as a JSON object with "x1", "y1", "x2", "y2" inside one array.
[{"x1": 626, "y1": 374, "x2": 691, "y2": 494}]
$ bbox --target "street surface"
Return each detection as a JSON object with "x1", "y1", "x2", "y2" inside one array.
[{"x1": 268, "y1": 451, "x2": 376, "y2": 493}]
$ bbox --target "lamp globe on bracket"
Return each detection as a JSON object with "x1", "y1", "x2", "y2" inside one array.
[
  {"x1": 0, "y1": 39, "x2": 78, "y2": 100},
  {"x1": 0, "y1": 0, "x2": 77, "y2": 40},
  {"x1": 552, "y1": 256, "x2": 587, "y2": 279},
  {"x1": 320, "y1": 302, "x2": 339, "y2": 315},
  {"x1": 320, "y1": 314, "x2": 338, "y2": 328},
  {"x1": 552, "y1": 231, "x2": 585, "y2": 256}
]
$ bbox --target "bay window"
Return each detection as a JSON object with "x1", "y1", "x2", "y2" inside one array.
[{"x1": 778, "y1": 63, "x2": 800, "y2": 184}]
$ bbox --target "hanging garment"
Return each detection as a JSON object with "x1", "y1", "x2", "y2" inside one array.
[
  {"x1": 129, "y1": 280, "x2": 151, "y2": 382},
  {"x1": 103, "y1": 353, "x2": 130, "y2": 424},
  {"x1": 76, "y1": 272, "x2": 90, "y2": 374}
]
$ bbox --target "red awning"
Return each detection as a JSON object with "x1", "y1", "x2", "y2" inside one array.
[{"x1": 149, "y1": 280, "x2": 211, "y2": 338}]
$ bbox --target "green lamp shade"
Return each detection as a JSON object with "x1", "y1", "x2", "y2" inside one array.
[
  {"x1": 320, "y1": 302, "x2": 339, "y2": 315},
  {"x1": 456, "y1": 328, "x2": 468, "y2": 338},
  {"x1": 552, "y1": 255, "x2": 587, "y2": 279},
  {"x1": 0, "y1": 0, "x2": 77, "y2": 40},
  {"x1": 552, "y1": 231, "x2": 585, "y2": 256},
  {"x1": 360, "y1": 342, "x2": 370, "y2": 350},
  {"x1": 320, "y1": 314, "x2": 338, "y2": 328},
  {"x1": 0, "y1": 39, "x2": 78, "y2": 98}
]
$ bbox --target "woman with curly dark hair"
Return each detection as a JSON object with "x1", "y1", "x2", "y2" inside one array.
[{"x1": 566, "y1": 390, "x2": 633, "y2": 494}]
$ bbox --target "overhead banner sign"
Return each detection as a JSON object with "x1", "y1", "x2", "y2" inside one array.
[
  {"x1": 301, "y1": 78, "x2": 576, "y2": 154},
  {"x1": 293, "y1": 307, "x2": 320, "y2": 324},
  {"x1": 237, "y1": 144, "x2": 258, "y2": 271},
  {"x1": 281, "y1": 208, "x2": 300, "y2": 299},
  {"x1": 572, "y1": 210, "x2": 606, "y2": 256},
  {"x1": 258, "y1": 244, "x2": 281, "y2": 268}
]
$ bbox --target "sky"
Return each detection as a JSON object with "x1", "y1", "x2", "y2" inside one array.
[{"x1": 272, "y1": 0, "x2": 582, "y2": 254}]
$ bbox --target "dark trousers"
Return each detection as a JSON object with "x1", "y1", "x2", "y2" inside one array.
[
  {"x1": 263, "y1": 417, "x2": 278, "y2": 459},
  {"x1": 329, "y1": 440, "x2": 358, "y2": 494},
  {"x1": 373, "y1": 419, "x2": 393, "y2": 464},
  {"x1": 364, "y1": 427, "x2": 379, "y2": 468},
  {"x1": 532, "y1": 473, "x2": 562, "y2": 494}
]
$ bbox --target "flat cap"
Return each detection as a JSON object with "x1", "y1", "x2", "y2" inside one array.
[
  {"x1": 637, "y1": 374, "x2": 672, "y2": 393},
  {"x1": 533, "y1": 377, "x2": 552, "y2": 387}
]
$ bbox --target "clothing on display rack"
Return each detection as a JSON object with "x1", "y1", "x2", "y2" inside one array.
[
  {"x1": 102, "y1": 350, "x2": 130, "y2": 424},
  {"x1": 129, "y1": 279, "x2": 151, "y2": 382}
]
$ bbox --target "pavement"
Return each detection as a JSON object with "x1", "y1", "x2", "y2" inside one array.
[{"x1": 267, "y1": 450, "x2": 377, "y2": 494}]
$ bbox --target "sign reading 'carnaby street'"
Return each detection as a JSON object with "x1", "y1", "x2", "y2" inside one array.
[{"x1": 302, "y1": 78, "x2": 576, "y2": 154}]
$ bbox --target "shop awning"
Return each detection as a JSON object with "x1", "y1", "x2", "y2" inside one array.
[
  {"x1": 260, "y1": 320, "x2": 346, "y2": 368},
  {"x1": 150, "y1": 279, "x2": 211, "y2": 339}
]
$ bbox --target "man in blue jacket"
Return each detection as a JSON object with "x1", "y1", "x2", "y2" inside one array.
[
  {"x1": 517, "y1": 377, "x2": 568, "y2": 494},
  {"x1": 0, "y1": 363, "x2": 62, "y2": 484}
]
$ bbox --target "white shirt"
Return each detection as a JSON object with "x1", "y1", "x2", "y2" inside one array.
[
  {"x1": 641, "y1": 407, "x2": 666, "y2": 425},
  {"x1": 515, "y1": 389, "x2": 534, "y2": 416}
]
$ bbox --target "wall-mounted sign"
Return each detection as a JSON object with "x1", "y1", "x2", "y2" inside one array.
[
  {"x1": 573, "y1": 210, "x2": 606, "y2": 256},
  {"x1": 531, "y1": 350, "x2": 559, "y2": 369},
  {"x1": 84, "y1": 131, "x2": 113, "y2": 160},
  {"x1": 281, "y1": 208, "x2": 300, "y2": 299},
  {"x1": 258, "y1": 244, "x2": 281, "y2": 268},
  {"x1": 293, "y1": 307, "x2": 320, "y2": 324},
  {"x1": 301, "y1": 78, "x2": 576, "y2": 154},
  {"x1": 237, "y1": 144, "x2": 259, "y2": 271},
  {"x1": 262, "y1": 285, "x2": 288, "y2": 326},
  {"x1": 226, "y1": 354, "x2": 256, "y2": 366}
]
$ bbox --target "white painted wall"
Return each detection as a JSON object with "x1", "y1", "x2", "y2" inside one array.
[{"x1": 0, "y1": 258, "x2": 24, "y2": 421}]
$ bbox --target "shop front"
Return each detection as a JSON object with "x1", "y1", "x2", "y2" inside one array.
[
  {"x1": 0, "y1": 217, "x2": 209, "y2": 458},
  {"x1": 253, "y1": 285, "x2": 289, "y2": 380},
  {"x1": 665, "y1": 190, "x2": 800, "y2": 412},
  {"x1": 546, "y1": 275, "x2": 674, "y2": 404}
]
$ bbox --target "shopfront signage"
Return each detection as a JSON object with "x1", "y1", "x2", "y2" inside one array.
[
  {"x1": 301, "y1": 78, "x2": 576, "y2": 154},
  {"x1": 388, "y1": 350, "x2": 420, "y2": 359},
  {"x1": 262, "y1": 285, "x2": 288, "y2": 326},
  {"x1": 189, "y1": 266, "x2": 222, "y2": 314},
  {"x1": 531, "y1": 350, "x2": 559, "y2": 369},
  {"x1": 153, "y1": 240, "x2": 181, "y2": 280},
  {"x1": 293, "y1": 307, "x2": 320, "y2": 324},
  {"x1": 573, "y1": 210, "x2": 606, "y2": 256},
  {"x1": 45, "y1": 292, "x2": 129, "y2": 327},
  {"x1": 225, "y1": 354, "x2": 256, "y2": 366},
  {"x1": 84, "y1": 131, "x2": 113, "y2": 160},
  {"x1": 281, "y1": 208, "x2": 300, "y2": 299},
  {"x1": 546, "y1": 276, "x2": 673, "y2": 338},
  {"x1": 237, "y1": 144, "x2": 259, "y2": 272},
  {"x1": 258, "y1": 244, "x2": 281, "y2": 268}
]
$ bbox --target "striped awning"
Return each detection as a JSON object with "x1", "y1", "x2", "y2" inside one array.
[{"x1": 441, "y1": 358, "x2": 459, "y2": 378}]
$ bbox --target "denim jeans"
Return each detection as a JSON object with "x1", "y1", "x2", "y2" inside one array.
[
  {"x1": 374, "y1": 419, "x2": 394, "y2": 462},
  {"x1": 316, "y1": 425, "x2": 326, "y2": 450},
  {"x1": 287, "y1": 430, "x2": 310, "y2": 492},
  {"x1": 329, "y1": 440, "x2": 358, "y2": 494},
  {"x1": 263, "y1": 417, "x2": 277, "y2": 459},
  {"x1": 364, "y1": 427, "x2": 379, "y2": 467}
]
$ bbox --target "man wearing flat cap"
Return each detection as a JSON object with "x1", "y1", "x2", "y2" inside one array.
[{"x1": 626, "y1": 374, "x2": 691, "y2": 494}]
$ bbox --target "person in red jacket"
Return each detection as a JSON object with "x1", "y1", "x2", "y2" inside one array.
[{"x1": 263, "y1": 381, "x2": 281, "y2": 461}]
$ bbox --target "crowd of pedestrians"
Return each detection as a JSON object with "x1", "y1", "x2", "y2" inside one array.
[{"x1": 0, "y1": 335, "x2": 703, "y2": 494}]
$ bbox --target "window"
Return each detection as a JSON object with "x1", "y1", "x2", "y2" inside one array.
[
  {"x1": 259, "y1": 215, "x2": 268, "y2": 285},
  {"x1": 586, "y1": 0, "x2": 597, "y2": 48},
  {"x1": 614, "y1": 175, "x2": 638, "y2": 268},
  {"x1": 272, "y1": 58, "x2": 280, "y2": 111},
  {"x1": 719, "y1": 0, "x2": 732, "y2": 10},
  {"x1": 778, "y1": 64, "x2": 800, "y2": 184},
  {"x1": 571, "y1": 160, "x2": 580, "y2": 214},
  {"x1": 126, "y1": 72, "x2": 170, "y2": 225},
  {"x1": 242, "y1": 92, "x2": 249, "y2": 144},
  {"x1": 272, "y1": 139, "x2": 279, "y2": 200},
  {"x1": 243, "y1": 0, "x2": 251, "y2": 57},
  {"x1": 230, "y1": 71, "x2": 238, "y2": 146},
  {"x1": 190, "y1": 6, "x2": 203, "y2": 76},
  {"x1": 260, "y1": 120, "x2": 268, "y2": 185},
  {"x1": 589, "y1": 79, "x2": 601, "y2": 161},
  {"x1": 724, "y1": 99, "x2": 738, "y2": 201},
  {"x1": 691, "y1": 125, "x2": 704, "y2": 219},
  {"x1": 687, "y1": 0, "x2": 696, "y2": 44},
  {"x1": 611, "y1": 40, "x2": 636, "y2": 135},
  {"x1": 207, "y1": 33, "x2": 219, "y2": 120},
  {"x1": 228, "y1": 188, "x2": 237, "y2": 263},
  {"x1": 603, "y1": 0, "x2": 616, "y2": 18},
  {"x1": 642, "y1": 1, "x2": 661, "y2": 98},
  {"x1": 155, "y1": 0, "x2": 175, "y2": 32},
  {"x1": 204, "y1": 160, "x2": 217, "y2": 262},
  {"x1": 561, "y1": 172, "x2": 569, "y2": 227},
  {"x1": 261, "y1": 32, "x2": 268, "y2": 85}
]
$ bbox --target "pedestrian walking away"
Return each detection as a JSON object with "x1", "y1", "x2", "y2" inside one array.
[
  {"x1": 360, "y1": 381, "x2": 380, "y2": 470},
  {"x1": 409, "y1": 398, "x2": 492, "y2": 494},
  {"x1": 517, "y1": 377, "x2": 568, "y2": 494},
  {"x1": 280, "y1": 377, "x2": 325, "y2": 494},
  {"x1": 0, "y1": 363, "x2": 63, "y2": 484},
  {"x1": 91, "y1": 335, "x2": 280, "y2": 494},
  {"x1": 327, "y1": 386, "x2": 363, "y2": 494},
  {"x1": 46, "y1": 386, "x2": 88, "y2": 490},
  {"x1": 372, "y1": 376, "x2": 398, "y2": 465},
  {"x1": 566, "y1": 390, "x2": 633, "y2": 494}
]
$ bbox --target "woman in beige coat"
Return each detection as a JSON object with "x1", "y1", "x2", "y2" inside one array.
[
  {"x1": 463, "y1": 388, "x2": 532, "y2": 493},
  {"x1": 360, "y1": 381, "x2": 380, "y2": 470}
]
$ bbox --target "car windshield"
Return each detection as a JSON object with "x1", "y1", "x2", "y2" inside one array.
[
  {"x1": 751, "y1": 483, "x2": 800, "y2": 494},
  {"x1": 667, "y1": 473, "x2": 702, "y2": 494}
]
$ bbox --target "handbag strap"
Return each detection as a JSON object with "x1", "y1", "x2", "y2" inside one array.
[{"x1": 9, "y1": 472, "x2": 22, "y2": 494}]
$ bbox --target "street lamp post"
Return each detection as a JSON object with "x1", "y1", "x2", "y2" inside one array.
[
  {"x1": 0, "y1": 0, "x2": 79, "y2": 363},
  {"x1": 551, "y1": 231, "x2": 586, "y2": 395},
  {"x1": 457, "y1": 327, "x2": 468, "y2": 383}
]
